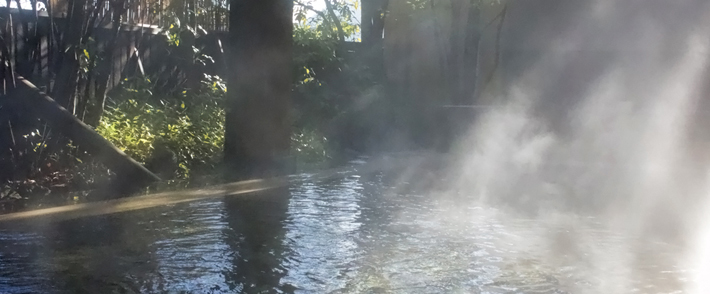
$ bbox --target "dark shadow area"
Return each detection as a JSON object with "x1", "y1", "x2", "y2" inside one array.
[
  {"x1": 222, "y1": 187, "x2": 293, "y2": 293},
  {"x1": 45, "y1": 216, "x2": 160, "y2": 293},
  {"x1": 0, "y1": 213, "x2": 161, "y2": 293}
]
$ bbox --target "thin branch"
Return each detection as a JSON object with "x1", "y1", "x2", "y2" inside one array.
[
  {"x1": 480, "y1": 3, "x2": 507, "y2": 96},
  {"x1": 323, "y1": 0, "x2": 345, "y2": 41},
  {"x1": 482, "y1": 3, "x2": 507, "y2": 30},
  {"x1": 294, "y1": 0, "x2": 344, "y2": 42},
  {"x1": 294, "y1": 0, "x2": 328, "y2": 19},
  {"x1": 7, "y1": 120, "x2": 15, "y2": 146},
  {"x1": 83, "y1": 0, "x2": 108, "y2": 41},
  {"x1": 1, "y1": 6, "x2": 16, "y2": 91}
]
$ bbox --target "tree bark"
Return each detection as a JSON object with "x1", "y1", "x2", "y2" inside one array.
[{"x1": 224, "y1": 0, "x2": 293, "y2": 180}]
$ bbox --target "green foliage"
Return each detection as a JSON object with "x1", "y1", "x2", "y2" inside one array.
[
  {"x1": 291, "y1": 127, "x2": 333, "y2": 168},
  {"x1": 78, "y1": 37, "x2": 98, "y2": 77},
  {"x1": 96, "y1": 98, "x2": 157, "y2": 163},
  {"x1": 151, "y1": 20, "x2": 216, "y2": 96},
  {"x1": 291, "y1": 4, "x2": 387, "y2": 159},
  {"x1": 292, "y1": 21, "x2": 378, "y2": 121},
  {"x1": 97, "y1": 75, "x2": 226, "y2": 180},
  {"x1": 292, "y1": 25, "x2": 340, "y2": 123},
  {"x1": 294, "y1": 0, "x2": 361, "y2": 41},
  {"x1": 162, "y1": 0, "x2": 228, "y2": 31},
  {"x1": 0, "y1": 120, "x2": 114, "y2": 200}
]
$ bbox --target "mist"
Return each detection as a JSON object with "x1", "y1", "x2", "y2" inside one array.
[{"x1": 421, "y1": 0, "x2": 710, "y2": 292}]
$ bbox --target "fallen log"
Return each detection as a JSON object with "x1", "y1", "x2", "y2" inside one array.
[{"x1": 9, "y1": 75, "x2": 160, "y2": 196}]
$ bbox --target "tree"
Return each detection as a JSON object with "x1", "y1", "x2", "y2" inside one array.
[
  {"x1": 293, "y1": 0, "x2": 359, "y2": 42},
  {"x1": 224, "y1": 0, "x2": 294, "y2": 180}
]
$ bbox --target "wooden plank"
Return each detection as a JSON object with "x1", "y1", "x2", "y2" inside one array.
[{"x1": 10, "y1": 75, "x2": 160, "y2": 192}]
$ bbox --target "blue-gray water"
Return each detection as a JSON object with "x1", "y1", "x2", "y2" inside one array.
[{"x1": 0, "y1": 163, "x2": 690, "y2": 293}]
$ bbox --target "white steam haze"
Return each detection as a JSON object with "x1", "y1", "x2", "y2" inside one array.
[{"x1": 428, "y1": 0, "x2": 710, "y2": 292}]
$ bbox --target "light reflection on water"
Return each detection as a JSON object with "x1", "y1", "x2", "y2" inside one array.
[{"x1": 0, "y1": 166, "x2": 691, "y2": 293}]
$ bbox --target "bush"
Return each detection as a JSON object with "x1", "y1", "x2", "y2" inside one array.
[
  {"x1": 97, "y1": 74, "x2": 226, "y2": 181},
  {"x1": 292, "y1": 24, "x2": 386, "y2": 155},
  {"x1": 291, "y1": 126, "x2": 334, "y2": 169}
]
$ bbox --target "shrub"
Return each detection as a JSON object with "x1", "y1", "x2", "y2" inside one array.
[{"x1": 97, "y1": 75, "x2": 226, "y2": 181}]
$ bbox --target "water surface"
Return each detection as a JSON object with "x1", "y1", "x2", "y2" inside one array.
[{"x1": 0, "y1": 162, "x2": 692, "y2": 293}]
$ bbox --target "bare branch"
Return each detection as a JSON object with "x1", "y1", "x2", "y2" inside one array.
[
  {"x1": 294, "y1": 0, "x2": 329, "y2": 20},
  {"x1": 293, "y1": 0, "x2": 345, "y2": 42}
]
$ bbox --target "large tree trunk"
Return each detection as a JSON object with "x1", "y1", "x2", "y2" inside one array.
[{"x1": 224, "y1": 0, "x2": 293, "y2": 180}]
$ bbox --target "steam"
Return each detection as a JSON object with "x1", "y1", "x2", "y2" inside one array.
[
  {"x1": 686, "y1": 174, "x2": 710, "y2": 294},
  {"x1": 440, "y1": 0, "x2": 710, "y2": 292}
]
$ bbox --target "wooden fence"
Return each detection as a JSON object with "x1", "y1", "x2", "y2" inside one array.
[
  {"x1": 0, "y1": 7, "x2": 226, "y2": 96},
  {"x1": 49, "y1": 0, "x2": 229, "y2": 32}
]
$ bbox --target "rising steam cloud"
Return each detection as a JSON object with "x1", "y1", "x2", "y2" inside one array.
[{"x1": 442, "y1": 0, "x2": 710, "y2": 292}]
